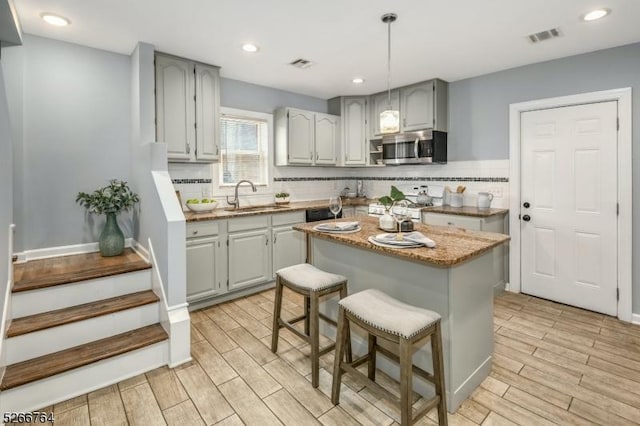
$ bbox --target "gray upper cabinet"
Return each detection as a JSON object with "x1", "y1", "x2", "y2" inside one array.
[
  {"x1": 314, "y1": 113, "x2": 338, "y2": 165},
  {"x1": 401, "y1": 81, "x2": 434, "y2": 132},
  {"x1": 155, "y1": 53, "x2": 220, "y2": 162},
  {"x1": 400, "y1": 79, "x2": 448, "y2": 132},
  {"x1": 370, "y1": 90, "x2": 400, "y2": 137},
  {"x1": 195, "y1": 63, "x2": 220, "y2": 161},
  {"x1": 328, "y1": 96, "x2": 368, "y2": 166},
  {"x1": 155, "y1": 54, "x2": 194, "y2": 161},
  {"x1": 287, "y1": 108, "x2": 315, "y2": 164},
  {"x1": 275, "y1": 108, "x2": 339, "y2": 166}
]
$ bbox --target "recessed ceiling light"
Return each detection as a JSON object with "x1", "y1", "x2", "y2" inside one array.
[
  {"x1": 242, "y1": 43, "x2": 259, "y2": 53},
  {"x1": 582, "y1": 8, "x2": 610, "y2": 22},
  {"x1": 352, "y1": 78, "x2": 365, "y2": 84},
  {"x1": 41, "y1": 13, "x2": 71, "y2": 26}
]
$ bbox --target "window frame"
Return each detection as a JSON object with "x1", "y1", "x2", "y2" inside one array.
[{"x1": 217, "y1": 107, "x2": 273, "y2": 191}]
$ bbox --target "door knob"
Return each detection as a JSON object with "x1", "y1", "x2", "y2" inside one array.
[
  {"x1": 522, "y1": 215, "x2": 531, "y2": 222},
  {"x1": 523, "y1": 202, "x2": 530, "y2": 208}
]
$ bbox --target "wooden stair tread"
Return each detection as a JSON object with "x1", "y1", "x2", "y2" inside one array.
[
  {"x1": 7, "y1": 290, "x2": 159, "y2": 337},
  {"x1": 0, "y1": 324, "x2": 167, "y2": 390},
  {"x1": 13, "y1": 249, "x2": 151, "y2": 293}
]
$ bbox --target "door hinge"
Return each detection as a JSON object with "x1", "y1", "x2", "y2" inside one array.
[
  {"x1": 617, "y1": 203, "x2": 620, "y2": 216},
  {"x1": 226, "y1": 239, "x2": 229, "y2": 246},
  {"x1": 617, "y1": 118, "x2": 620, "y2": 131},
  {"x1": 227, "y1": 278, "x2": 229, "y2": 287},
  {"x1": 617, "y1": 288, "x2": 620, "y2": 301}
]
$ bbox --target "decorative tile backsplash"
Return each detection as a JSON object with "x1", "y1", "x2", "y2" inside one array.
[{"x1": 168, "y1": 159, "x2": 511, "y2": 209}]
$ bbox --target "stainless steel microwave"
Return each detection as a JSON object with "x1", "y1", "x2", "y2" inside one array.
[{"x1": 382, "y1": 130, "x2": 447, "y2": 165}]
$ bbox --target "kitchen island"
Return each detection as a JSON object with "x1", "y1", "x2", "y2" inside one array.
[{"x1": 294, "y1": 216, "x2": 509, "y2": 412}]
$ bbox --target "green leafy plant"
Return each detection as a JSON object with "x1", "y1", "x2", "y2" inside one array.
[
  {"x1": 378, "y1": 185, "x2": 405, "y2": 210},
  {"x1": 275, "y1": 192, "x2": 290, "y2": 198},
  {"x1": 76, "y1": 179, "x2": 140, "y2": 215}
]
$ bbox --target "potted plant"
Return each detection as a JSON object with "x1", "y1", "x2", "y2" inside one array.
[
  {"x1": 76, "y1": 179, "x2": 140, "y2": 257},
  {"x1": 377, "y1": 185, "x2": 405, "y2": 230},
  {"x1": 275, "y1": 192, "x2": 290, "y2": 204}
]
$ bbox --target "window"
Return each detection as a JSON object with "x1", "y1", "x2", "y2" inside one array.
[{"x1": 219, "y1": 111, "x2": 269, "y2": 186}]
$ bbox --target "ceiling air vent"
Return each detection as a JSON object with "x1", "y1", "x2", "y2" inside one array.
[
  {"x1": 527, "y1": 28, "x2": 562, "y2": 43},
  {"x1": 289, "y1": 58, "x2": 314, "y2": 69}
]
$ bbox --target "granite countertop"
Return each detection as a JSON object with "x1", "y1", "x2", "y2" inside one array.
[
  {"x1": 293, "y1": 216, "x2": 509, "y2": 267},
  {"x1": 422, "y1": 205, "x2": 509, "y2": 218},
  {"x1": 184, "y1": 198, "x2": 376, "y2": 222}
]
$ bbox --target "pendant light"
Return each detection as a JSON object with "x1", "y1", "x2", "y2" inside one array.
[{"x1": 380, "y1": 13, "x2": 399, "y2": 134}]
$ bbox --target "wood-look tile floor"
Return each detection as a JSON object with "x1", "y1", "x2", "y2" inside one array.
[{"x1": 37, "y1": 290, "x2": 640, "y2": 426}]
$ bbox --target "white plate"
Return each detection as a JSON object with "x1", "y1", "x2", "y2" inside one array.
[
  {"x1": 368, "y1": 236, "x2": 422, "y2": 249},
  {"x1": 313, "y1": 224, "x2": 362, "y2": 234},
  {"x1": 373, "y1": 233, "x2": 420, "y2": 246}
]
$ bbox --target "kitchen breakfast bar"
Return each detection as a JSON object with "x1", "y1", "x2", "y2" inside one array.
[{"x1": 294, "y1": 216, "x2": 509, "y2": 412}]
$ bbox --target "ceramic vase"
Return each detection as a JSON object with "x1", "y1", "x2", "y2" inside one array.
[
  {"x1": 99, "y1": 212, "x2": 125, "y2": 257},
  {"x1": 379, "y1": 210, "x2": 395, "y2": 230}
]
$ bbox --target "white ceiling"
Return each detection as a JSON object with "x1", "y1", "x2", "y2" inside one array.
[{"x1": 14, "y1": 0, "x2": 640, "y2": 99}]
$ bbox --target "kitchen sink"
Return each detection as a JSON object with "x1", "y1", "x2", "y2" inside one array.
[{"x1": 224, "y1": 204, "x2": 291, "y2": 213}]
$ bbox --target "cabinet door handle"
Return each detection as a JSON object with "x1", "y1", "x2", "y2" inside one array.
[
  {"x1": 216, "y1": 145, "x2": 219, "y2": 155},
  {"x1": 187, "y1": 143, "x2": 191, "y2": 154},
  {"x1": 265, "y1": 237, "x2": 269, "y2": 246},
  {"x1": 316, "y1": 152, "x2": 319, "y2": 160},
  {"x1": 192, "y1": 230, "x2": 198, "y2": 235},
  {"x1": 273, "y1": 234, "x2": 277, "y2": 244},
  {"x1": 310, "y1": 151, "x2": 313, "y2": 160},
  {"x1": 447, "y1": 222, "x2": 454, "y2": 226}
]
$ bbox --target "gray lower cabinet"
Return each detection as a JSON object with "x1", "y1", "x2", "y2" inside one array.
[
  {"x1": 186, "y1": 221, "x2": 227, "y2": 302},
  {"x1": 271, "y1": 211, "x2": 307, "y2": 278},
  {"x1": 228, "y1": 216, "x2": 271, "y2": 291},
  {"x1": 422, "y1": 212, "x2": 507, "y2": 291},
  {"x1": 187, "y1": 212, "x2": 306, "y2": 303}
]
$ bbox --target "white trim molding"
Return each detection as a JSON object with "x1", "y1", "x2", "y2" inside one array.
[
  {"x1": 632, "y1": 313, "x2": 640, "y2": 326},
  {"x1": 15, "y1": 238, "x2": 135, "y2": 263},
  {"x1": 508, "y1": 87, "x2": 633, "y2": 322},
  {"x1": 148, "y1": 239, "x2": 191, "y2": 367}
]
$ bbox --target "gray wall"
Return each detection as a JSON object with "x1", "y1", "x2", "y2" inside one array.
[
  {"x1": 448, "y1": 42, "x2": 640, "y2": 312},
  {"x1": 0, "y1": 55, "x2": 14, "y2": 316},
  {"x1": 448, "y1": 42, "x2": 640, "y2": 161},
  {"x1": 4, "y1": 35, "x2": 132, "y2": 250},
  {"x1": 220, "y1": 77, "x2": 327, "y2": 114}
]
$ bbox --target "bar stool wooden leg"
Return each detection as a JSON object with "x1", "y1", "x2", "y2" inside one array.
[
  {"x1": 304, "y1": 296, "x2": 310, "y2": 336},
  {"x1": 271, "y1": 277, "x2": 284, "y2": 353},
  {"x1": 399, "y1": 338, "x2": 413, "y2": 426},
  {"x1": 432, "y1": 322, "x2": 447, "y2": 425},
  {"x1": 367, "y1": 334, "x2": 377, "y2": 381},
  {"x1": 339, "y1": 284, "x2": 353, "y2": 363},
  {"x1": 331, "y1": 306, "x2": 347, "y2": 405},
  {"x1": 310, "y1": 292, "x2": 320, "y2": 388}
]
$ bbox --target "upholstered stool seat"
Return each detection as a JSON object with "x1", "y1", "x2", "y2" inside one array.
[
  {"x1": 332, "y1": 289, "x2": 447, "y2": 426},
  {"x1": 271, "y1": 263, "x2": 351, "y2": 388}
]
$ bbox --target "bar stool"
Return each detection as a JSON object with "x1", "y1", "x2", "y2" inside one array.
[
  {"x1": 271, "y1": 263, "x2": 352, "y2": 388},
  {"x1": 331, "y1": 289, "x2": 447, "y2": 426}
]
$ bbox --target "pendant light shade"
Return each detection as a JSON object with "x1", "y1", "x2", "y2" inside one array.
[{"x1": 380, "y1": 13, "x2": 399, "y2": 134}]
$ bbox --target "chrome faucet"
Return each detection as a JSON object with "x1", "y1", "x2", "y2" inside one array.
[{"x1": 226, "y1": 180, "x2": 257, "y2": 209}]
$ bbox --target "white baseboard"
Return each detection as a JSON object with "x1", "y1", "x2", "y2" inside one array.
[
  {"x1": 131, "y1": 240, "x2": 150, "y2": 263},
  {"x1": 15, "y1": 239, "x2": 135, "y2": 262},
  {"x1": 632, "y1": 313, "x2": 640, "y2": 325}
]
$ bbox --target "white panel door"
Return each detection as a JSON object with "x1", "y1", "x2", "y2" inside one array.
[
  {"x1": 272, "y1": 226, "x2": 306, "y2": 279},
  {"x1": 315, "y1": 113, "x2": 338, "y2": 165},
  {"x1": 195, "y1": 63, "x2": 220, "y2": 161},
  {"x1": 287, "y1": 109, "x2": 314, "y2": 164},
  {"x1": 343, "y1": 97, "x2": 367, "y2": 165},
  {"x1": 521, "y1": 101, "x2": 618, "y2": 315},
  {"x1": 228, "y1": 229, "x2": 271, "y2": 290},
  {"x1": 155, "y1": 55, "x2": 195, "y2": 161}
]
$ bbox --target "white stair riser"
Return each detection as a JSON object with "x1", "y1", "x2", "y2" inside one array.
[
  {"x1": 12, "y1": 270, "x2": 152, "y2": 318},
  {"x1": 6, "y1": 303, "x2": 160, "y2": 364},
  {"x1": 0, "y1": 341, "x2": 168, "y2": 414}
]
